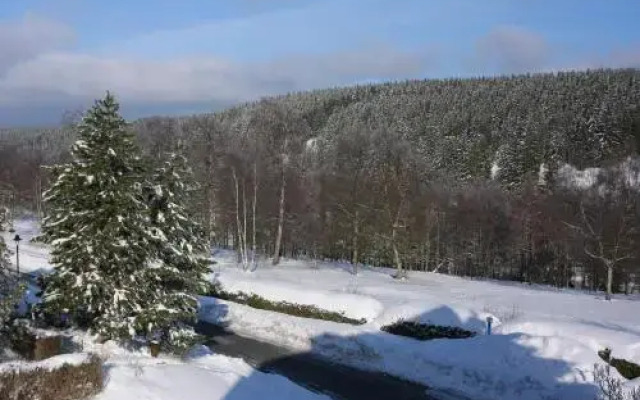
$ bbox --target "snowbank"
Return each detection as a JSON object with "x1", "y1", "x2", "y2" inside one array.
[
  {"x1": 217, "y1": 276, "x2": 384, "y2": 322},
  {"x1": 205, "y1": 256, "x2": 640, "y2": 400},
  {"x1": 92, "y1": 342, "x2": 328, "y2": 400},
  {"x1": 200, "y1": 298, "x2": 601, "y2": 400},
  {"x1": 0, "y1": 353, "x2": 91, "y2": 373}
]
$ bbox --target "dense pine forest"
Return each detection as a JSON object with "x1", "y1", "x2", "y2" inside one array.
[{"x1": 2, "y1": 68, "x2": 640, "y2": 296}]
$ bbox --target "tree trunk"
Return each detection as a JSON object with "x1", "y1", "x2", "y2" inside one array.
[
  {"x1": 273, "y1": 156, "x2": 286, "y2": 265},
  {"x1": 424, "y1": 210, "x2": 431, "y2": 271},
  {"x1": 605, "y1": 262, "x2": 614, "y2": 300},
  {"x1": 352, "y1": 210, "x2": 359, "y2": 274},
  {"x1": 232, "y1": 168, "x2": 247, "y2": 268},
  {"x1": 205, "y1": 153, "x2": 215, "y2": 244},
  {"x1": 242, "y1": 179, "x2": 248, "y2": 269},
  {"x1": 35, "y1": 172, "x2": 43, "y2": 219},
  {"x1": 435, "y1": 213, "x2": 441, "y2": 269},
  {"x1": 252, "y1": 162, "x2": 258, "y2": 268},
  {"x1": 392, "y1": 225, "x2": 404, "y2": 279}
]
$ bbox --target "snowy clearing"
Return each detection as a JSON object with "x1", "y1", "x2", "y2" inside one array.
[
  {"x1": 205, "y1": 250, "x2": 640, "y2": 400},
  {"x1": 2, "y1": 221, "x2": 329, "y2": 400},
  {"x1": 5, "y1": 219, "x2": 640, "y2": 400}
]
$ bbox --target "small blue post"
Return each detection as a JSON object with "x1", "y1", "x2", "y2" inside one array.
[
  {"x1": 486, "y1": 316, "x2": 493, "y2": 336},
  {"x1": 61, "y1": 312, "x2": 69, "y2": 327}
]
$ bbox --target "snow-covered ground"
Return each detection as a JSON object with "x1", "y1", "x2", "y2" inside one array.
[
  {"x1": 4, "y1": 219, "x2": 640, "y2": 400},
  {"x1": 1, "y1": 220, "x2": 329, "y2": 400},
  {"x1": 93, "y1": 343, "x2": 328, "y2": 400},
  {"x1": 1, "y1": 217, "x2": 51, "y2": 276},
  {"x1": 0, "y1": 352, "x2": 91, "y2": 373},
  {"x1": 203, "y1": 250, "x2": 640, "y2": 400}
]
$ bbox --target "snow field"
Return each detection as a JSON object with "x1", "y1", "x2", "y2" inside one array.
[
  {"x1": 5, "y1": 220, "x2": 640, "y2": 399},
  {"x1": 206, "y1": 253, "x2": 640, "y2": 400},
  {"x1": 1, "y1": 222, "x2": 330, "y2": 400}
]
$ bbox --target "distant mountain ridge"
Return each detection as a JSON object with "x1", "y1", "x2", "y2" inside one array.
[{"x1": 2, "y1": 68, "x2": 640, "y2": 190}]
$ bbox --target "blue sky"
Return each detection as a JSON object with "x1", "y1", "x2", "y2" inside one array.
[{"x1": 1, "y1": 0, "x2": 639, "y2": 125}]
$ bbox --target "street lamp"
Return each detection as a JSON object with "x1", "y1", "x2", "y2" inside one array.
[{"x1": 13, "y1": 234, "x2": 21, "y2": 275}]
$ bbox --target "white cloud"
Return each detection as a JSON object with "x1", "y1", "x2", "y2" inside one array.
[
  {"x1": 0, "y1": 46, "x2": 426, "y2": 105},
  {"x1": 588, "y1": 46, "x2": 640, "y2": 69},
  {"x1": 3, "y1": 12, "x2": 636, "y2": 125},
  {"x1": 475, "y1": 26, "x2": 551, "y2": 73},
  {"x1": 0, "y1": 13, "x2": 75, "y2": 73}
]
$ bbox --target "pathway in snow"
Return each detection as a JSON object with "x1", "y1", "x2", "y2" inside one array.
[{"x1": 195, "y1": 321, "x2": 449, "y2": 400}]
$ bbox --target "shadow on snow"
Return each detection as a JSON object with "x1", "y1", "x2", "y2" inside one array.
[{"x1": 192, "y1": 299, "x2": 599, "y2": 400}]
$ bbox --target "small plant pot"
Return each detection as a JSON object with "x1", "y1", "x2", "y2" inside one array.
[{"x1": 149, "y1": 342, "x2": 161, "y2": 358}]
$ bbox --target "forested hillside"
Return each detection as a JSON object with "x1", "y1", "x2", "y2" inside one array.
[{"x1": 2, "y1": 68, "x2": 640, "y2": 294}]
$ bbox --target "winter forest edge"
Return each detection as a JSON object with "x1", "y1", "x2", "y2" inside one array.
[{"x1": 2, "y1": 69, "x2": 640, "y2": 299}]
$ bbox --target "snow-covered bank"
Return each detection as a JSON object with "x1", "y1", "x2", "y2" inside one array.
[
  {"x1": 95, "y1": 346, "x2": 329, "y2": 400},
  {"x1": 0, "y1": 353, "x2": 91, "y2": 373},
  {"x1": 200, "y1": 297, "x2": 598, "y2": 400},
  {"x1": 59, "y1": 331, "x2": 328, "y2": 400},
  {"x1": 207, "y1": 254, "x2": 640, "y2": 400},
  {"x1": 212, "y1": 252, "x2": 496, "y2": 332}
]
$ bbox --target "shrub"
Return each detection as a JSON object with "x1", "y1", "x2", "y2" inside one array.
[
  {"x1": 594, "y1": 364, "x2": 640, "y2": 400},
  {"x1": 381, "y1": 320, "x2": 475, "y2": 341},
  {"x1": 610, "y1": 359, "x2": 640, "y2": 380},
  {"x1": 209, "y1": 287, "x2": 366, "y2": 325},
  {"x1": 4, "y1": 319, "x2": 62, "y2": 361},
  {"x1": 599, "y1": 348, "x2": 640, "y2": 380},
  {"x1": 0, "y1": 354, "x2": 103, "y2": 400}
]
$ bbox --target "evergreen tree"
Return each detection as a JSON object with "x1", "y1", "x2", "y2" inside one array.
[
  {"x1": 0, "y1": 234, "x2": 21, "y2": 325},
  {"x1": 141, "y1": 146, "x2": 210, "y2": 350},
  {"x1": 41, "y1": 92, "x2": 154, "y2": 340}
]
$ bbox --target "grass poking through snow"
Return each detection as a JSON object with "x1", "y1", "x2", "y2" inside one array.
[{"x1": 209, "y1": 288, "x2": 367, "y2": 325}]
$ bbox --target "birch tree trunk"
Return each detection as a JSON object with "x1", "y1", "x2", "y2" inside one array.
[
  {"x1": 232, "y1": 168, "x2": 247, "y2": 268},
  {"x1": 252, "y1": 162, "x2": 258, "y2": 268},
  {"x1": 242, "y1": 179, "x2": 248, "y2": 269},
  {"x1": 35, "y1": 171, "x2": 43, "y2": 219},
  {"x1": 272, "y1": 144, "x2": 287, "y2": 265},
  {"x1": 392, "y1": 224, "x2": 404, "y2": 278},
  {"x1": 606, "y1": 262, "x2": 614, "y2": 301},
  {"x1": 352, "y1": 210, "x2": 359, "y2": 274},
  {"x1": 206, "y1": 152, "x2": 216, "y2": 245}
]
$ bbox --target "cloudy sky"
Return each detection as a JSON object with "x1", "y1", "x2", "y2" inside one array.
[{"x1": 1, "y1": 0, "x2": 639, "y2": 126}]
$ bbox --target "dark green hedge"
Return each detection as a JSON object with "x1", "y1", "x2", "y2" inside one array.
[
  {"x1": 209, "y1": 288, "x2": 366, "y2": 325},
  {"x1": 381, "y1": 320, "x2": 475, "y2": 341},
  {"x1": 599, "y1": 348, "x2": 640, "y2": 380}
]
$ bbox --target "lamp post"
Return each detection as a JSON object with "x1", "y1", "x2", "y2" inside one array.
[
  {"x1": 486, "y1": 316, "x2": 493, "y2": 336},
  {"x1": 13, "y1": 234, "x2": 21, "y2": 275}
]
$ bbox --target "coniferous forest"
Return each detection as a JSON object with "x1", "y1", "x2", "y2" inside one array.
[{"x1": 2, "y1": 68, "x2": 640, "y2": 297}]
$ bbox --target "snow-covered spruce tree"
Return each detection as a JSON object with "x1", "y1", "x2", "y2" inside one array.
[
  {"x1": 41, "y1": 92, "x2": 155, "y2": 341},
  {"x1": 0, "y1": 234, "x2": 21, "y2": 326},
  {"x1": 141, "y1": 146, "x2": 210, "y2": 351}
]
